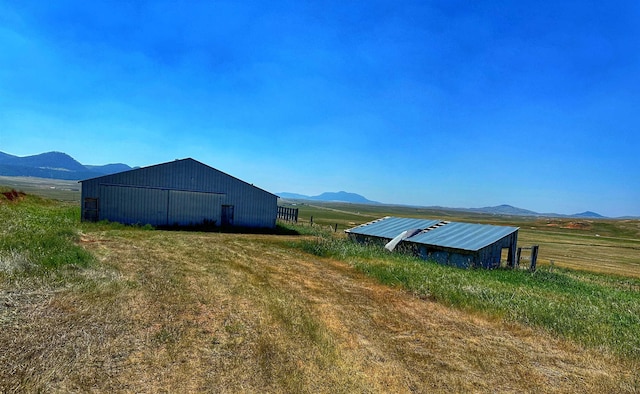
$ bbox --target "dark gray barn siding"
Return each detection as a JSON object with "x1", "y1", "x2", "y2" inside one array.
[
  {"x1": 412, "y1": 231, "x2": 519, "y2": 269},
  {"x1": 99, "y1": 185, "x2": 168, "y2": 226},
  {"x1": 81, "y1": 158, "x2": 277, "y2": 228}
]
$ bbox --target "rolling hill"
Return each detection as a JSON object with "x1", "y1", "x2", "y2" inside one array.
[
  {"x1": 278, "y1": 191, "x2": 380, "y2": 204},
  {"x1": 464, "y1": 204, "x2": 606, "y2": 218},
  {"x1": 0, "y1": 151, "x2": 132, "y2": 180},
  {"x1": 279, "y1": 194, "x2": 609, "y2": 219}
]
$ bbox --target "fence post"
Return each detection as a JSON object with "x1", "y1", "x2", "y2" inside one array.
[
  {"x1": 334, "y1": 223, "x2": 338, "y2": 232},
  {"x1": 530, "y1": 245, "x2": 539, "y2": 272},
  {"x1": 310, "y1": 216, "x2": 313, "y2": 226},
  {"x1": 516, "y1": 247, "x2": 522, "y2": 269},
  {"x1": 507, "y1": 244, "x2": 515, "y2": 268}
]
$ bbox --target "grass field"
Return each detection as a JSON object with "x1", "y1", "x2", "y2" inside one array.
[
  {"x1": 0, "y1": 176, "x2": 81, "y2": 202},
  {"x1": 1, "y1": 180, "x2": 640, "y2": 392},
  {"x1": 284, "y1": 201, "x2": 640, "y2": 278},
  {"x1": 296, "y1": 234, "x2": 640, "y2": 359}
]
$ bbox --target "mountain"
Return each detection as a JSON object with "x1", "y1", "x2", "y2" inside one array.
[
  {"x1": 466, "y1": 204, "x2": 540, "y2": 216},
  {"x1": 572, "y1": 211, "x2": 606, "y2": 219},
  {"x1": 459, "y1": 204, "x2": 607, "y2": 218},
  {"x1": 278, "y1": 192, "x2": 311, "y2": 200},
  {"x1": 279, "y1": 194, "x2": 610, "y2": 218},
  {"x1": 0, "y1": 152, "x2": 16, "y2": 161},
  {"x1": 15, "y1": 151, "x2": 87, "y2": 172},
  {"x1": 310, "y1": 191, "x2": 379, "y2": 204},
  {"x1": 278, "y1": 191, "x2": 379, "y2": 204},
  {"x1": 85, "y1": 163, "x2": 133, "y2": 175},
  {"x1": 0, "y1": 151, "x2": 132, "y2": 180}
]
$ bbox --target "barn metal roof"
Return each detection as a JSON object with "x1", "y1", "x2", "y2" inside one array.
[{"x1": 345, "y1": 216, "x2": 519, "y2": 252}]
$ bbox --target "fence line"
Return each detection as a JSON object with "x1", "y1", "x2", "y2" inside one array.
[
  {"x1": 277, "y1": 206, "x2": 299, "y2": 223},
  {"x1": 278, "y1": 211, "x2": 338, "y2": 233},
  {"x1": 517, "y1": 245, "x2": 539, "y2": 272}
]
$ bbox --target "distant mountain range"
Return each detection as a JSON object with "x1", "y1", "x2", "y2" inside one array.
[
  {"x1": 0, "y1": 151, "x2": 619, "y2": 218},
  {"x1": 0, "y1": 151, "x2": 132, "y2": 180},
  {"x1": 278, "y1": 191, "x2": 380, "y2": 204},
  {"x1": 279, "y1": 193, "x2": 610, "y2": 219},
  {"x1": 462, "y1": 204, "x2": 606, "y2": 219}
]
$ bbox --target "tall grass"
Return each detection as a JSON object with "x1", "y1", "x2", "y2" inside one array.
[
  {"x1": 0, "y1": 191, "x2": 93, "y2": 272},
  {"x1": 295, "y1": 234, "x2": 640, "y2": 360}
]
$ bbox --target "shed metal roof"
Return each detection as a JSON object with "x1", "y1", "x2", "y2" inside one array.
[
  {"x1": 345, "y1": 217, "x2": 442, "y2": 239},
  {"x1": 346, "y1": 216, "x2": 519, "y2": 252}
]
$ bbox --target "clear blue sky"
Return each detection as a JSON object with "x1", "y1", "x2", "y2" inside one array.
[{"x1": 1, "y1": 1, "x2": 639, "y2": 217}]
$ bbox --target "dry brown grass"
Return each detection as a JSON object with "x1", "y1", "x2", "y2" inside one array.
[
  {"x1": 1, "y1": 230, "x2": 638, "y2": 393},
  {"x1": 518, "y1": 229, "x2": 640, "y2": 278},
  {"x1": 293, "y1": 201, "x2": 640, "y2": 278}
]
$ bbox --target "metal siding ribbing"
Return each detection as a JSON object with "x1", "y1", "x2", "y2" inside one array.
[
  {"x1": 100, "y1": 185, "x2": 168, "y2": 226},
  {"x1": 224, "y1": 178, "x2": 277, "y2": 228},
  {"x1": 346, "y1": 217, "x2": 519, "y2": 252},
  {"x1": 168, "y1": 190, "x2": 223, "y2": 226},
  {"x1": 345, "y1": 217, "x2": 442, "y2": 239},
  {"x1": 410, "y1": 222, "x2": 518, "y2": 251},
  {"x1": 81, "y1": 158, "x2": 277, "y2": 228}
]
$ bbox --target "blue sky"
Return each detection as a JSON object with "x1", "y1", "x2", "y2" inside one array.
[{"x1": 1, "y1": 1, "x2": 639, "y2": 217}]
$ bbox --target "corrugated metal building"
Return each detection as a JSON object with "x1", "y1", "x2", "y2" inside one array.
[
  {"x1": 345, "y1": 216, "x2": 519, "y2": 269},
  {"x1": 80, "y1": 158, "x2": 277, "y2": 228}
]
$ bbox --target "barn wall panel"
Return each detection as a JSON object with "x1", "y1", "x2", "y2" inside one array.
[
  {"x1": 168, "y1": 190, "x2": 223, "y2": 226},
  {"x1": 81, "y1": 159, "x2": 277, "y2": 228},
  {"x1": 100, "y1": 185, "x2": 168, "y2": 226}
]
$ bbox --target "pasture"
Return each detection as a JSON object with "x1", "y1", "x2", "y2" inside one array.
[
  {"x1": 0, "y1": 176, "x2": 80, "y2": 202},
  {"x1": 1, "y1": 178, "x2": 639, "y2": 392},
  {"x1": 284, "y1": 201, "x2": 640, "y2": 278}
]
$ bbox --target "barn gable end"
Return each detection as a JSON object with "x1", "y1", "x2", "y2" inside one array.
[{"x1": 80, "y1": 158, "x2": 277, "y2": 228}]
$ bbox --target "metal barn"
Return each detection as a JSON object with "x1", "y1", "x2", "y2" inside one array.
[
  {"x1": 80, "y1": 158, "x2": 277, "y2": 228},
  {"x1": 345, "y1": 216, "x2": 519, "y2": 269}
]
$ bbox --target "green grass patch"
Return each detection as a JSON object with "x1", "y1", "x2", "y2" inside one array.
[
  {"x1": 294, "y1": 234, "x2": 640, "y2": 360},
  {"x1": 0, "y1": 190, "x2": 93, "y2": 272}
]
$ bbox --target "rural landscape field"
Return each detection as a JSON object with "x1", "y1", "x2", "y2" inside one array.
[{"x1": 1, "y1": 177, "x2": 639, "y2": 393}]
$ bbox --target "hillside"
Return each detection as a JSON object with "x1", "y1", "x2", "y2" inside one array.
[
  {"x1": 279, "y1": 191, "x2": 379, "y2": 204},
  {"x1": 280, "y1": 193, "x2": 609, "y2": 218},
  {"x1": 466, "y1": 204, "x2": 541, "y2": 216},
  {"x1": 0, "y1": 151, "x2": 131, "y2": 180},
  {"x1": 463, "y1": 204, "x2": 608, "y2": 218},
  {"x1": 573, "y1": 211, "x2": 606, "y2": 218}
]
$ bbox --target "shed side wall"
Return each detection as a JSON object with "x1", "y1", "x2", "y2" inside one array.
[{"x1": 475, "y1": 231, "x2": 519, "y2": 268}]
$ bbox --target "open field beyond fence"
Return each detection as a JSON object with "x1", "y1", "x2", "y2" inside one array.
[{"x1": 282, "y1": 201, "x2": 640, "y2": 278}]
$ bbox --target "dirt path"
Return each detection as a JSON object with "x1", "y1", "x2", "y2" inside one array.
[{"x1": 1, "y1": 230, "x2": 636, "y2": 393}]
